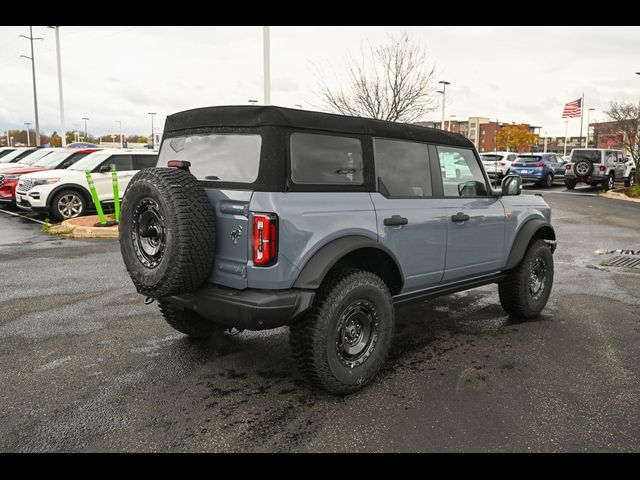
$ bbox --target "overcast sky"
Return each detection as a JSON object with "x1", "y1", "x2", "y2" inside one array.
[{"x1": 1, "y1": 26, "x2": 639, "y2": 138}]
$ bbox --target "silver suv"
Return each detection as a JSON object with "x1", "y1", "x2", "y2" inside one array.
[
  {"x1": 118, "y1": 106, "x2": 557, "y2": 394},
  {"x1": 564, "y1": 148, "x2": 636, "y2": 190}
]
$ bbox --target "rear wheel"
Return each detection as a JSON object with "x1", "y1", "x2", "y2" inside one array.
[
  {"x1": 540, "y1": 173, "x2": 553, "y2": 188},
  {"x1": 625, "y1": 171, "x2": 636, "y2": 188},
  {"x1": 158, "y1": 301, "x2": 225, "y2": 338},
  {"x1": 51, "y1": 189, "x2": 87, "y2": 221},
  {"x1": 564, "y1": 178, "x2": 576, "y2": 190},
  {"x1": 602, "y1": 173, "x2": 615, "y2": 191},
  {"x1": 289, "y1": 270, "x2": 395, "y2": 395},
  {"x1": 499, "y1": 239, "x2": 554, "y2": 319}
]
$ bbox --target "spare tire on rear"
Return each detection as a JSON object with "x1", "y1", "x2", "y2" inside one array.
[
  {"x1": 573, "y1": 159, "x2": 593, "y2": 177},
  {"x1": 119, "y1": 167, "x2": 216, "y2": 298}
]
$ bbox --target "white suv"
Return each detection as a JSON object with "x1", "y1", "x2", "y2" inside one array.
[
  {"x1": 480, "y1": 151, "x2": 518, "y2": 179},
  {"x1": 16, "y1": 149, "x2": 158, "y2": 221}
]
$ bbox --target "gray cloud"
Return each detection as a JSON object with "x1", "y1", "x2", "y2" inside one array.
[{"x1": 1, "y1": 26, "x2": 639, "y2": 137}]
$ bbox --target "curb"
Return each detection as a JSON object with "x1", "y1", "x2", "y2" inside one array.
[
  {"x1": 46, "y1": 215, "x2": 119, "y2": 239},
  {"x1": 600, "y1": 189, "x2": 640, "y2": 204}
]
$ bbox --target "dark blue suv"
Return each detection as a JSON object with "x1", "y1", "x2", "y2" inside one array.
[{"x1": 510, "y1": 153, "x2": 566, "y2": 188}]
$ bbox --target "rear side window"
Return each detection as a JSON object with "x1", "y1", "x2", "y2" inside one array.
[
  {"x1": 290, "y1": 133, "x2": 363, "y2": 185},
  {"x1": 134, "y1": 154, "x2": 158, "y2": 169},
  {"x1": 59, "y1": 152, "x2": 89, "y2": 169},
  {"x1": 159, "y1": 134, "x2": 261, "y2": 182},
  {"x1": 374, "y1": 138, "x2": 431, "y2": 197}
]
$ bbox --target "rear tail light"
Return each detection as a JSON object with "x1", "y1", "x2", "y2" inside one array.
[
  {"x1": 599, "y1": 165, "x2": 606, "y2": 172},
  {"x1": 253, "y1": 213, "x2": 278, "y2": 266},
  {"x1": 533, "y1": 162, "x2": 545, "y2": 167},
  {"x1": 565, "y1": 164, "x2": 572, "y2": 170}
]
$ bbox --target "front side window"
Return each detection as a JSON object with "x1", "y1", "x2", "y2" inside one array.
[
  {"x1": 374, "y1": 138, "x2": 431, "y2": 197},
  {"x1": 437, "y1": 146, "x2": 487, "y2": 197},
  {"x1": 290, "y1": 133, "x2": 363, "y2": 185},
  {"x1": 159, "y1": 133, "x2": 261, "y2": 183},
  {"x1": 98, "y1": 155, "x2": 133, "y2": 172}
]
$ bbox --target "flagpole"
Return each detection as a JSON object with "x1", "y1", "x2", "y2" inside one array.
[
  {"x1": 579, "y1": 93, "x2": 584, "y2": 149},
  {"x1": 564, "y1": 120, "x2": 569, "y2": 157}
]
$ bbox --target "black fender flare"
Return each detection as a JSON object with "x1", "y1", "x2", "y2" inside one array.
[
  {"x1": 505, "y1": 219, "x2": 556, "y2": 270},
  {"x1": 293, "y1": 235, "x2": 404, "y2": 290},
  {"x1": 46, "y1": 184, "x2": 92, "y2": 209}
]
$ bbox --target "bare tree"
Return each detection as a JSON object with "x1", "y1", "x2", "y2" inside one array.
[
  {"x1": 606, "y1": 101, "x2": 640, "y2": 185},
  {"x1": 315, "y1": 33, "x2": 439, "y2": 123}
]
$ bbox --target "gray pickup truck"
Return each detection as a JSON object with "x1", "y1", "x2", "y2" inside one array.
[{"x1": 119, "y1": 106, "x2": 557, "y2": 394}]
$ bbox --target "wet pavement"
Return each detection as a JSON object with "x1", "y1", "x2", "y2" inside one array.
[{"x1": 0, "y1": 186, "x2": 639, "y2": 452}]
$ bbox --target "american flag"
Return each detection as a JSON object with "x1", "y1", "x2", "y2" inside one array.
[{"x1": 562, "y1": 98, "x2": 582, "y2": 118}]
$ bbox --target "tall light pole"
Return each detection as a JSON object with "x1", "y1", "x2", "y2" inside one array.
[
  {"x1": 438, "y1": 80, "x2": 450, "y2": 130},
  {"x1": 116, "y1": 120, "x2": 123, "y2": 148},
  {"x1": 82, "y1": 117, "x2": 90, "y2": 142},
  {"x1": 543, "y1": 131, "x2": 548, "y2": 153},
  {"x1": 148, "y1": 112, "x2": 157, "y2": 149},
  {"x1": 48, "y1": 26, "x2": 66, "y2": 147},
  {"x1": 25, "y1": 122, "x2": 31, "y2": 147},
  {"x1": 585, "y1": 108, "x2": 595, "y2": 147},
  {"x1": 19, "y1": 27, "x2": 43, "y2": 147},
  {"x1": 263, "y1": 26, "x2": 271, "y2": 106}
]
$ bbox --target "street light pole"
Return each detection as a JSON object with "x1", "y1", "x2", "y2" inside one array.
[
  {"x1": 82, "y1": 117, "x2": 89, "y2": 141},
  {"x1": 25, "y1": 122, "x2": 31, "y2": 146},
  {"x1": 263, "y1": 26, "x2": 271, "y2": 106},
  {"x1": 585, "y1": 108, "x2": 595, "y2": 148},
  {"x1": 438, "y1": 81, "x2": 450, "y2": 130},
  {"x1": 48, "y1": 26, "x2": 66, "y2": 147},
  {"x1": 543, "y1": 131, "x2": 548, "y2": 153},
  {"x1": 19, "y1": 26, "x2": 43, "y2": 147},
  {"x1": 148, "y1": 112, "x2": 157, "y2": 149}
]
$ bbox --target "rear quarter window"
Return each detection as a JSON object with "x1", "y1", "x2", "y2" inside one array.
[{"x1": 290, "y1": 133, "x2": 363, "y2": 185}]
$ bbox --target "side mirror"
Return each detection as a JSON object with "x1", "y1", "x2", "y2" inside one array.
[
  {"x1": 501, "y1": 175, "x2": 522, "y2": 196},
  {"x1": 99, "y1": 164, "x2": 111, "y2": 173}
]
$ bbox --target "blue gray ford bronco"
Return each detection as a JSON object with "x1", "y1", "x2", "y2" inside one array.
[{"x1": 119, "y1": 106, "x2": 557, "y2": 394}]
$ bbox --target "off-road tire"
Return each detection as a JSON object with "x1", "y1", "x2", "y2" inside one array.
[
  {"x1": 602, "y1": 173, "x2": 615, "y2": 191},
  {"x1": 499, "y1": 239, "x2": 554, "y2": 319},
  {"x1": 564, "y1": 178, "x2": 576, "y2": 190},
  {"x1": 289, "y1": 269, "x2": 395, "y2": 395},
  {"x1": 573, "y1": 159, "x2": 593, "y2": 177},
  {"x1": 119, "y1": 168, "x2": 216, "y2": 298},
  {"x1": 50, "y1": 189, "x2": 87, "y2": 221},
  {"x1": 158, "y1": 301, "x2": 225, "y2": 338},
  {"x1": 625, "y1": 171, "x2": 636, "y2": 188}
]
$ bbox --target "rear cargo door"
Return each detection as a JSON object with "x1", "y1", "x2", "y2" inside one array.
[{"x1": 205, "y1": 189, "x2": 252, "y2": 289}]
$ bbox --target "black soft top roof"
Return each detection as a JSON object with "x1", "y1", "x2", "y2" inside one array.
[{"x1": 164, "y1": 105, "x2": 473, "y2": 148}]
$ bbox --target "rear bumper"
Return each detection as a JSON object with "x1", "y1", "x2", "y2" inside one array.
[{"x1": 159, "y1": 284, "x2": 316, "y2": 331}]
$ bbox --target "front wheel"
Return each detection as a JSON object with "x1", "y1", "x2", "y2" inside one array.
[
  {"x1": 625, "y1": 172, "x2": 636, "y2": 188},
  {"x1": 51, "y1": 189, "x2": 87, "y2": 221},
  {"x1": 289, "y1": 270, "x2": 395, "y2": 395},
  {"x1": 499, "y1": 239, "x2": 554, "y2": 319}
]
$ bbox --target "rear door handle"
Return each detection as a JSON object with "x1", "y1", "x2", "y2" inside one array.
[
  {"x1": 451, "y1": 212, "x2": 470, "y2": 223},
  {"x1": 384, "y1": 215, "x2": 408, "y2": 226}
]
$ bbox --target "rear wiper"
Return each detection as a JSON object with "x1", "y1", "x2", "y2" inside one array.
[{"x1": 204, "y1": 175, "x2": 220, "y2": 180}]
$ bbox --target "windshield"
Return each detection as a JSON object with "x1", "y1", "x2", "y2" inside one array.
[
  {"x1": 515, "y1": 156, "x2": 542, "y2": 163},
  {"x1": 0, "y1": 149, "x2": 16, "y2": 159},
  {"x1": 0, "y1": 148, "x2": 35, "y2": 163},
  {"x1": 68, "y1": 152, "x2": 111, "y2": 171},
  {"x1": 571, "y1": 150, "x2": 602, "y2": 163},
  {"x1": 32, "y1": 150, "x2": 74, "y2": 168},
  {"x1": 16, "y1": 149, "x2": 55, "y2": 165},
  {"x1": 481, "y1": 155, "x2": 502, "y2": 162},
  {"x1": 158, "y1": 134, "x2": 262, "y2": 183}
]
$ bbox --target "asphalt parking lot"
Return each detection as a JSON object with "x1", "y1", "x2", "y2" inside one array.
[{"x1": 1, "y1": 185, "x2": 639, "y2": 452}]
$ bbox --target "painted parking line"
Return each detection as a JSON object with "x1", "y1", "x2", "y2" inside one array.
[{"x1": 0, "y1": 207, "x2": 47, "y2": 225}]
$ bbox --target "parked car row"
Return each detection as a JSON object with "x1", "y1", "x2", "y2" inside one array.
[
  {"x1": 0, "y1": 146, "x2": 159, "y2": 220},
  {"x1": 480, "y1": 151, "x2": 568, "y2": 187}
]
